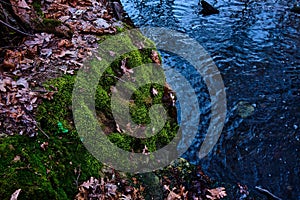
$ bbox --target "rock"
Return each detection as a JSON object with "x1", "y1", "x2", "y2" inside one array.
[
  {"x1": 199, "y1": 0, "x2": 219, "y2": 15},
  {"x1": 237, "y1": 101, "x2": 255, "y2": 118},
  {"x1": 291, "y1": 6, "x2": 300, "y2": 14}
]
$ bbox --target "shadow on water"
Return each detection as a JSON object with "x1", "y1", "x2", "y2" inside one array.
[{"x1": 120, "y1": 0, "x2": 300, "y2": 199}]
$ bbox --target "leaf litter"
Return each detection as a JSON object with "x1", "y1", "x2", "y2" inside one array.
[{"x1": 0, "y1": 0, "x2": 123, "y2": 136}]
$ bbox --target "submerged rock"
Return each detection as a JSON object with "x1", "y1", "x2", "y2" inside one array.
[
  {"x1": 291, "y1": 5, "x2": 300, "y2": 14},
  {"x1": 236, "y1": 101, "x2": 255, "y2": 118},
  {"x1": 199, "y1": 0, "x2": 219, "y2": 15}
]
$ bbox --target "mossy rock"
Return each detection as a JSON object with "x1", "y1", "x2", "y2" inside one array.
[{"x1": 236, "y1": 101, "x2": 255, "y2": 118}]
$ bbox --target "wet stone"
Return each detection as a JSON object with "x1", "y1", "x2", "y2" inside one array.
[{"x1": 236, "y1": 101, "x2": 255, "y2": 118}]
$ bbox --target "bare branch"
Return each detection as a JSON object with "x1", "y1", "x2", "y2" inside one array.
[
  {"x1": 0, "y1": 19, "x2": 34, "y2": 37},
  {"x1": 255, "y1": 186, "x2": 282, "y2": 200}
]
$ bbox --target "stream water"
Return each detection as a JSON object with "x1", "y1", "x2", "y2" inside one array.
[{"x1": 120, "y1": 0, "x2": 300, "y2": 199}]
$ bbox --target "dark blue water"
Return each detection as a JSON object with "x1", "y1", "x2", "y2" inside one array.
[{"x1": 120, "y1": 0, "x2": 300, "y2": 199}]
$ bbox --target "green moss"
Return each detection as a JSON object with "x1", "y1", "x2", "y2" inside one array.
[
  {"x1": 42, "y1": 19, "x2": 62, "y2": 27},
  {"x1": 36, "y1": 75, "x2": 75, "y2": 135},
  {"x1": 32, "y1": 0, "x2": 43, "y2": 17},
  {"x1": 34, "y1": 18, "x2": 62, "y2": 33},
  {"x1": 0, "y1": 29, "x2": 179, "y2": 199},
  {"x1": 0, "y1": 135, "x2": 102, "y2": 200}
]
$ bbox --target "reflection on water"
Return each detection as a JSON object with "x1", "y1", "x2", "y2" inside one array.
[{"x1": 121, "y1": 0, "x2": 300, "y2": 199}]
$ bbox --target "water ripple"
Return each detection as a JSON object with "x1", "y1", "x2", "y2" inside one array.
[{"x1": 121, "y1": 0, "x2": 300, "y2": 198}]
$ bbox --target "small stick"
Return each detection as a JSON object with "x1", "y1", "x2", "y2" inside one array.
[
  {"x1": 105, "y1": 74, "x2": 125, "y2": 82},
  {"x1": 0, "y1": 19, "x2": 34, "y2": 37},
  {"x1": 35, "y1": 123, "x2": 50, "y2": 139},
  {"x1": 255, "y1": 186, "x2": 282, "y2": 200},
  {"x1": 74, "y1": 168, "x2": 81, "y2": 188},
  {"x1": 22, "y1": 107, "x2": 50, "y2": 139}
]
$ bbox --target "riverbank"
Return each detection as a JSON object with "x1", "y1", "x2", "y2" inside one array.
[
  {"x1": 0, "y1": 0, "x2": 270, "y2": 199},
  {"x1": 0, "y1": 0, "x2": 196, "y2": 199}
]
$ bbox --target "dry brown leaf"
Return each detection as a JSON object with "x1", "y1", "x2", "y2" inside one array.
[
  {"x1": 206, "y1": 187, "x2": 227, "y2": 200},
  {"x1": 152, "y1": 87, "x2": 158, "y2": 96},
  {"x1": 10, "y1": 189, "x2": 21, "y2": 200},
  {"x1": 58, "y1": 39, "x2": 74, "y2": 48},
  {"x1": 151, "y1": 50, "x2": 161, "y2": 65},
  {"x1": 42, "y1": 92, "x2": 55, "y2": 100},
  {"x1": 16, "y1": 78, "x2": 29, "y2": 89},
  {"x1": 142, "y1": 145, "x2": 150, "y2": 155},
  {"x1": 164, "y1": 185, "x2": 181, "y2": 200},
  {"x1": 3, "y1": 50, "x2": 23, "y2": 70},
  {"x1": 13, "y1": 155, "x2": 21, "y2": 162},
  {"x1": 40, "y1": 142, "x2": 49, "y2": 151},
  {"x1": 120, "y1": 59, "x2": 133, "y2": 74}
]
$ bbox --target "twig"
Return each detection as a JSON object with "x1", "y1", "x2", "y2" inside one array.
[
  {"x1": 255, "y1": 186, "x2": 282, "y2": 200},
  {"x1": 105, "y1": 74, "x2": 125, "y2": 82},
  {"x1": 35, "y1": 123, "x2": 50, "y2": 139},
  {"x1": 74, "y1": 167, "x2": 81, "y2": 188},
  {"x1": 21, "y1": 106, "x2": 50, "y2": 139},
  {"x1": 0, "y1": 19, "x2": 34, "y2": 37}
]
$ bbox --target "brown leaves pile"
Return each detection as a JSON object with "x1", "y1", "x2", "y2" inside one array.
[
  {"x1": 75, "y1": 176, "x2": 145, "y2": 200},
  {"x1": 0, "y1": 75, "x2": 39, "y2": 136},
  {"x1": 76, "y1": 159, "x2": 229, "y2": 200},
  {"x1": 160, "y1": 158, "x2": 213, "y2": 199},
  {"x1": 0, "y1": 0, "x2": 123, "y2": 136}
]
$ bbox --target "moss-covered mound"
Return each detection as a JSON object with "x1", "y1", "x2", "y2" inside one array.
[{"x1": 0, "y1": 30, "x2": 179, "y2": 199}]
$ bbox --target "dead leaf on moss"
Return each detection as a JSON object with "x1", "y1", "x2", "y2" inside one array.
[
  {"x1": 40, "y1": 142, "x2": 49, "y2": 150},
  {"x1": 10, "y1": 189, "x2": 21, "y2": 200},
  {"x1": 42, "y1": 92, "x2": 55, "y2": 100},
  {"x1": 142, "y1": 145, "x2": 150, "y2": 155},
  {"x1": 120, "y1": 59, "x2": 133, "y2": 75},
  {"x1": 151, "y1": 50, "x2": 161, "y2": 65},
  {"x1": 13, "y1": 155, "x2": 21, "y2": 162},
  {"x1": 152, "y1": 87, "x2": 158, "y2": 96}
]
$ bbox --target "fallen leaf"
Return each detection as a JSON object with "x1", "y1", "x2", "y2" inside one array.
[
  {"x1": 164, "y1": 185, "x2": 181, "y2": 200},
  {"x1": 13, "y1": 155, "x2": 21, "y2": 162},
  {"x1": 151, "y1": 50, "x2": 161, "y2": 65},
  {"x1": 58, "y1": 39, "x2": 74, "y2": 48},
  {"x1": 40, "y1": 142, "x2": 49, "y2": 151},
  {"x1": 142, "y1": 145, "x2": 150, "y2": 155},
  {"x1": 120, "y1": 59, "x2": 133, "y2": 74},
  {"x1": 116, "y1": 123, "x2": 123, "y2": 133},
  {"x1": 16, "y1": 78, "x2": 29, "y2": 89},
  {"x1": 206, "y1": 187, "x2": 227, "y2": 200},
  {"x1": 10, "y1": 189, "x2": 21, "y2": 200},
  {"x1": 109, "y1": 51, "x2": 116, "y2": 57},
  {"x1": 152, "y1": 87, "x2": 158, "y2": 96}
]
